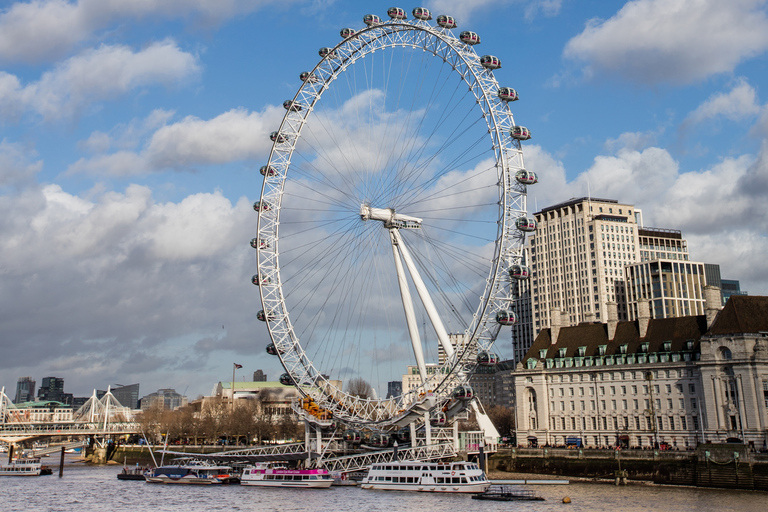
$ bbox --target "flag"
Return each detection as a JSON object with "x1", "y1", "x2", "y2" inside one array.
[{"x1": 234, "y1": 363, "x2": 243, "y2": 369}]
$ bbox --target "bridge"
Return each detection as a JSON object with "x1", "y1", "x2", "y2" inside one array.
[{"x1": 0, "y1": 386, "x2": 140, "y2": 445}]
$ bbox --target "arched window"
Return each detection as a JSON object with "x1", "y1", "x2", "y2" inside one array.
[{"x1": 719, "y1": 346, "x2": 732, "y2": 360}]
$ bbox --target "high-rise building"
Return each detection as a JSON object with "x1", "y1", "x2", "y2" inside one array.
[
  {"x1": 253, "y1": 369, "x2": 267, "y2": 382},
  {"x1": 139, "y1": 388, "x2": 188, "y2": 411},
  {"x1": 386, "y1": 380, "x2": 403, "y2": 399},
  {"x1": 637, "y1": 227, "x2": 689, "y2": 261},
  {"x1": 625, "y1": 260, "x2": 709, "y2": 319},
  {"x1": 111, "y1": 384, "x2": 140, "y2": 409},
  {"x1": 531, "y1": 197, "x2": 641, "y2": 336},
  {"x1": 14, "y1": 377, "x2": 35, "y2": 404},
  {"x1": 37, "y1": 376, "x2": 70, "y2": 404},
  {"x1": 511, "y1": 245, "x2": 535, "y2": 365},
  {"x1": 721, "y1": 279, "x2": 747, "y2": 305}
]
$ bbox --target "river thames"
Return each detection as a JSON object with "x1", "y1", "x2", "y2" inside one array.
[{"x1": 2, "y1": 462, "x2": 767, "y2": 512}]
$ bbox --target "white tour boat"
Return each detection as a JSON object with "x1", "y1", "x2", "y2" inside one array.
[
  {"x1": 0, "y1": 457, "x2": 48, "y2": 477},
  {"x1": 145, "y1": 461, "x2": 235, "y2": 484},
  {"x1": 241, "y1": 463, "x2": 334, "y2": 488},
  {"x1": 361, "y1": 460, "x2": 491, "y2": 493}
]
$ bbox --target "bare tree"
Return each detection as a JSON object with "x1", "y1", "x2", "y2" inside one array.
[
  {"x1": 345, "y1": 377, "x2": 373, "y2": 399},
  {"x1": 486, "y1": 405, "x2": 515, "y2": 437}
]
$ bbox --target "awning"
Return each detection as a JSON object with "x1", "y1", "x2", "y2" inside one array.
[{"x1": 527, "y1": 436, "x2": 537, "y2": 441}]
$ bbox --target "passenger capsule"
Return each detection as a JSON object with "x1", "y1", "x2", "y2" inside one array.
[
  {"x1": 340, "y1": 27, "x2": 356, "y2": 39},
  {"x1": 412, "y1": 7, "x2": 432, "y2": 20},
  {"x1": 250, "y1": 238, "x2": 270, "y2": 249},
  {"x1": 496, "y1": 309, "x2": 517, "y2": 325},
  {"x1": 283, "y1": 100, "x2": 302, "y2": 112},
  {"x1": 257, "y1": 309, "x2": 275, "y2": 322},
  {"x1": 515, "y1": 216, "x2": 537, "y2": 232},
  {"x1": 387, "y1": 7, "x2": 407, "y2": 19},
  {"x1": 363, "y1": 14, "x2": 381, "y2": 26},
  {"x1": 452, "y1": 385, "x2": 474, "y2": 400},
  {"x1": 300, "y1": 71, "x2": 319, "y2": 83},
  {"x1": 477, "y1": 351, "x2": 499, "y2": 366},
  {"x1": 480, "y1": 55, "x2": 501, "y2": 70},
  {"x1": 260, "y1": 165, "x2": 277, "y2": 177},
  {"x1": 515, "y1": 169, "x2": 538, "y2": 185},
  {"x1": 343, "y1": 430, "x2": 362, "y2": 443},
  {"x1": 319, "y1": 47, "x2": 336, "y2": 59},
  {"x1": 251, "y1": 274, "x2": 270, "y2": 286},
  {"x1": 250, "y1": 238, "x2": 260, "y2": 249},
  {"x1": 266, "y1": 342, "x2": 283, "y2": 355},
  {"x1": 511, "y1": 125, "x2": 531, "y2": 140},
  {"x1": 498, "y1": 87, "x2": 518, "y2": 102},
  {"x1": 369, "y1": 433, "x2": 390, "y2": 448},
  {"x1": 279, "y1": 373, "x2": 293, "y2": 385},
  {"x1": 253, "y1": 200, "x2": 271, "y2": 212},
  {"x1": 430, "y1": 411, "x2": 447, "y2": 426},
  {"x1": 459, "y1": 31, "x2": 480, "y2": 45},
  {"x1": 437, "y1": 14, "x2": 457, "y2": 29},
  {"x1": 269, "y1": 131, "x2": 286, "y2": 144},
  {"x1": 510, "y1": 264, "x2": 530, "y2": 280}
]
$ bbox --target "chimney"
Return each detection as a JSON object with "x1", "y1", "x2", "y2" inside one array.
[
  {"x1": 550, "y1": 308, "x2": 562, "y2": 344},
  {"x1": 704, "y1": 285, "x2": 722, "y2": 329},
  {"x1": 637, "y1": 298, "x2": 651, "y2": 338},
  {"x1": 606, "y1": 301, "x2": 618, "y2": 340},
  {"x1": 584, "y1": 312, "x2": 596, "y2": 323}
]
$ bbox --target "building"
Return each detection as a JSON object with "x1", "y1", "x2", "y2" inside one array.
[
  {"x1": 139, "y1": 388, "x2": 188, "y2": 411},
  {"x1": 4, "y1": 401, "x2": 73, "y2": 424},
  {"x1": 402, "y1": 364, "x2": 443, "y2": 393},
  {"x1": 721, "y1": 279, "x2": 747, "y2": 305},
  {"x1": 637, "y1": 227, "x2": 689, "y2": 262},
  {"x1": 37, "y1": 376, "x2": 72, "y2": 405},
  {"x1": 14, "y1": 377, "x2": 35, "y2": 404},
  {"x1": 110, "y1": 384, "x2": 140, "y2": 410},
  {"x1": 386, "y1": 380, "x2": 402, "y2": 399},
  {"x1": 514, "y1": 291, "x2": 768, "y2": 450},
  {"x1": 625, "y1": 259, "x2": 708, "y2": 320},
  {"x1": 214, "y1": 381, "x2": 300, "y2": 418},
  {"x1": 438, "y1": 333, "x2": 474, "y2": 365},
  {"x1": 531, "y1": 197, "x2": 641, "y2": 336},
  {"x1": 511, "y1": 245, "x2": 535, "y2": 365},
  {"x1": 253, "y1": 370, "x2": 267, "y2": 382}
]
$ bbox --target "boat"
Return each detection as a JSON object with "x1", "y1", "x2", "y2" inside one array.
[
  {"x1": 360, "y1": 460, "x2": 491, "y2": 493},
  {"x1": 0, "y1": 457, "x2": 51, "y2": 477},
  {"x1": 117, "y1": 464, "x2": 150, "y2": 481},
  {"x1": 472, "y1": 485, "x2": 545, "y2": 501},
  {"x1": 145, "y1": 461, "x2": 236, "y2": 484},
  {"x1": 241, "y1": 463, "x2": 334, "y2": 488}
]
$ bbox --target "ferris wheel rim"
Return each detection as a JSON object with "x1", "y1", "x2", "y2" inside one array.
[{"x1": 254, "y1": 16, "x2": 529, "y2": 428}]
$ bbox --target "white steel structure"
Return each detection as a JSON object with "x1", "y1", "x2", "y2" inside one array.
[{"x1": 254, "y1": 8, "x2": 536, "y2": 428}]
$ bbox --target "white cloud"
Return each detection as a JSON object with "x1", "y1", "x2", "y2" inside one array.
[
  {"x1": 0, "y1": 40, "x2": 200, "y2": 121},
  {"x1": 563, "y1": 0, "x2": 768, "y2": 84},
  {"x1": 0, "y1": 139, "x2": 42, "y2": 190},
  {"x1": 0, "y1": 0, "x2": 297, "y2": 63},
  {"x1": 684, "y1": 79, "x2": 761, "y2": 126},
  {"x1": 425, "y1": 0, "x2": 562, "y2": 23},
  {"x1": 68, "y1": 106, "x2": 283, "y2": 176}
]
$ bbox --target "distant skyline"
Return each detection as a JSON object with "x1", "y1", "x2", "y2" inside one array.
[{"x1": 1, "y1": 0, "x2": 767, "y2": 399}]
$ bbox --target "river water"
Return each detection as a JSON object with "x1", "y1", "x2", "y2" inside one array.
[{"x1": 2, "y1": 462, "x2": 767, "y2": 512}]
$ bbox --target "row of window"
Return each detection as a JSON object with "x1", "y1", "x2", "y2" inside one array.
[
  {"x1": 549, "y1": 414, "x2": 699, "y2": 432},
  {"x1": 550, "y1": 396, "x2": 698, "y2": 412}
]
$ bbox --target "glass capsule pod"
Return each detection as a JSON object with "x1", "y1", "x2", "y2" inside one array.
[
  {"x1": 496, "y1": 309, "x2": 517, "y2": 325},
  {"x1": 430, "y1": 411, "x2": 447, "y2": 426},
  {"x1": 395, "y1": 427, "x2": 411, "y2": 442},
  {"x1": 363, "y1": 14, "x2": 381, "y2": 26},
  {"x1": 266, "y1": 342, "x2": 283, "y2": 355},
  {"x1": 515, "y1": 216, "x2": 537, "y2": 232},
  {"x1": 260, "y1": 165, "x2": 276, "y2": 177},
  {"x1": 343, "y1": 430, "x2": 362, "y2": 443},
  {"x1": 340, "y1": 27, "x2": 356, "y2": 39},
  {"x1": 253, "y1": 200, "x2": 271, "y2": 212},
  {"x1": 509, "y1": 264, "x2": 530, "y2": 280},
  {"x1": 319, "y1": 47, "x2": 336, "y2": 59},
  {"x1": 515, "y1": 169, "x2": 538, "y2": 185},
  {"x1": 480, "y1": 55, "x2": 501, "y2": 70},
  {"x1": 283, "y1": 100, "x2": 302, "y2": 112},
  {"x1": 497, "y1": 87, "x2": 518, "y2": 102},
  {"x1": 387, "y1": 7, "x2": 406, "y2": 19},
  {"x1": 279, "y1": 373, "x2": 293, "y2": 385},
  {"x1": 452, "y1": 385, "x2": 474, "y2": 400},
  {"x1": 299, "y1": 71, "x2": 318, "y2": 83},
  {"x1": 250, "y1": 238, "x2": 270, "y2": 250},
  {"x1": 459, "y1": 31, "x2": 480, "y2": 45},
  {"x1": 436, "y1": 14, "x2": 457, "y2": 28},
  {"x1": 477, "y1": 351, "x2": 499, "y2": 366},
  {"x1": 252, "y1": 274, "x2": 271, "y2": 286},
  {"x1": 269, "y1": 131, "x2": 286, "y2": 143},
  {"x1": 257, "y1": 309, "x2": 275, "y2": 322},
  {"x1": 412, "y1": 7, "x2": 432, "y2": 20},
  {"x1": 510, "y1": 125, "x2": 531, "y2": 140},
  {"x1": 369, "y1": 433, "x2": 390, "y2": 447}
]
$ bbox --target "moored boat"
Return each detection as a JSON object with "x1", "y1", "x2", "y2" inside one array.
[
  {"x1": 360, "y1": 460, "x2": 490, "y2": 493},
  {"x1": 241, "y1": 463, "x2": 333, "y2": 488},
  {"x1": 472, "y1": 485, "x2": 545, "y2": 501},
  {"x1": 145, "y1": 462, "x2": 235, "y2": 484},
  {"x1": 0, "y1": 457, "x2": 50, "y2": 477},
  {"x1": 117, "y1": 464, "x2": 150, "y2": 481}
]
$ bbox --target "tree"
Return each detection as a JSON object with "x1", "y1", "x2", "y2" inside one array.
[
  {"x1": 345, "y1": 377, "x2": 373, "y2": 399},
  {"x1": 486, "y1": 405, "x2": 515, "y2": 437}
]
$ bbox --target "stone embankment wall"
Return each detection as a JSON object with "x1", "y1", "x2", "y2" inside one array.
[{"x1": 489, "y1": 443, "x2": 768, "y2": 490}]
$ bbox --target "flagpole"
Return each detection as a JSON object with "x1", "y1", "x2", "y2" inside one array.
[{"x1": 231, "y1": 363, "x2": 236, "y2": 413}]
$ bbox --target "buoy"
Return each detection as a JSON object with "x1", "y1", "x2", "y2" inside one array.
[{"x1": 563, "y1": 497, "x2": 572, "y2": 504}]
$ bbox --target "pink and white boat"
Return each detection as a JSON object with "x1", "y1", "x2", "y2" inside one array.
[{"x1": 240, "y1": 463, "x2": 334, "y2": 488}]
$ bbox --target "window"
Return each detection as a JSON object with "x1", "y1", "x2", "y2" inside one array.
[
  {"x1": 689, "y1": 383, "x2": 696, "y2": 394},
  {"x1": 690, "y1": 398, "x2": 697, "y2": 409}
]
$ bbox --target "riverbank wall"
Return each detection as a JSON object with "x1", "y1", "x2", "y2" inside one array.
[{"x1": 489, "y1": 443, "x2": 768, "y2": 490}]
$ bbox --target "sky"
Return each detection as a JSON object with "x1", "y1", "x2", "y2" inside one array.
[{"x1": 1, "y1": 0, "x2": 767, "y2": 402}]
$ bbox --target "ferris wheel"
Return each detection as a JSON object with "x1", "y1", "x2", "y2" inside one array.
[{"x1": 252, "y1": 7, "x2": 537, "y2": 429}]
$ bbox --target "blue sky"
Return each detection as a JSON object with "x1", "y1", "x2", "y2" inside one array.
[{"x1": 1, "y1": 0, "x2": 767, "y2": 401}]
